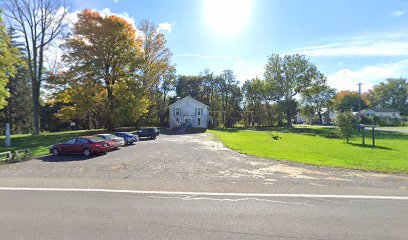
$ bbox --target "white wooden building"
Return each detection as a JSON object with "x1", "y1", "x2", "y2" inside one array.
[
  {"x1": 168, "y1": 96, "x2": 210, "y2": 128},
  {"x1": 360, "y1": 108, "x2": 402, "y2": 119}
]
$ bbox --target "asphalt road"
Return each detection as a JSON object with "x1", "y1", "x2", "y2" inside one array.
[
  {"x1": 1, "y1": 133, "x2": 407, "y2": 239},
  {"x1": 1, "y1": 189, "x2": 407, "y2": 240},
  {"x1": 1, "y1": 133, "x2": 407, "y2": 196}
]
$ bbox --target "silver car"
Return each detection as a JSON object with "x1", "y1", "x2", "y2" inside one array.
[{"x1": 95, "y1": 134, "x2": 126, "y2": 148}]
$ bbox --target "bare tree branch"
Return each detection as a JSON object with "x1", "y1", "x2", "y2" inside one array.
[{"x1": 1, "y1": 0, "x2": 72, "y2": 134}]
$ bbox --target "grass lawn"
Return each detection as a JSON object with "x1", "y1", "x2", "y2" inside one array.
[
  {"x1": 208, "y1": 126, "x2": 408, "y2": 173},
  {"x1": 0, "y1": 129, "x2": 110, "y2": 157}
]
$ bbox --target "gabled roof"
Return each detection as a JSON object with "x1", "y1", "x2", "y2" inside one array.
[
  {"x1": 371, "y1": 108, "x2": 400, "y2": 113},
  {"x1": 168, "y1": 96, "x2": 209, "y2": 108}
]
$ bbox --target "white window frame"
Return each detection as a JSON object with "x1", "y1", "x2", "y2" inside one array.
[
  {"x1": 175, "y1": 108, "x2": 181, "y2": 116},
  {"x1": 196, "y1": 107, "x2": 203, "y2": 116}
]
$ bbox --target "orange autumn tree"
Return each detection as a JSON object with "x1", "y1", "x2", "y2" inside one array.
[
  {"x1": 332, "y1": 90, "x2": 368, "y2": 112},
  {"x1": 60, "y1": 9, "x2": 147, "y2": 129}
]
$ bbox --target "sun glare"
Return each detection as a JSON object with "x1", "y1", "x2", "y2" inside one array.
[{"x1": 203, "y1": 0, "x2": 253, "y2": 36}]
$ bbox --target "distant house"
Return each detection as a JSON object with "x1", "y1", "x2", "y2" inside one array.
[
  {"x1": 168, "y1": 96, "x2": 210, "y2": 128},
  {"x1": 295, "y1": 108, "x2": 337, "y2": 125},
  {"x1": 360, "y1": 108, "x2": 402, "y2": 119}
]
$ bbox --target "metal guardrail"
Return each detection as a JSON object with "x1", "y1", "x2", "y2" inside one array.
[
  {"x1": 12, "y1": 149, "x2": 32, "y2": 162},
  {"x1": 0, "y1": 149, "x2": 32, "y2": 163},
  {"x1": 0, "y1": 151, "x2": 13, "y2": 164}
]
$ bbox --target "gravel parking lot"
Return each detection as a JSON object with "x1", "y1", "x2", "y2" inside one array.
[{"x1": 1, "y1": 133, "x2": 407, "y2": 194}]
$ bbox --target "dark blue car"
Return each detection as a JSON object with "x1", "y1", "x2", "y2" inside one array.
[{"x1": 113, "y1": 132, "x2": 139, "y2": 145}]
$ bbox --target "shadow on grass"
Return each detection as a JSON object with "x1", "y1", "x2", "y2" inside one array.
[
  {"x1": 363, "y1": 129, "x2": 408, "y2": 140},
  {"x1": 213, "y1": 126, "x2": 408, "y2": 142},
  {"x1": 349, "y1": 142, "x2": 393, "y2": 151},
  {"x1": 214, "y1": 126, "x2": 336, "y2": 138}
]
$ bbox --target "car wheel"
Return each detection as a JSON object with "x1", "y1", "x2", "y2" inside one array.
[
  {"x1": 124, "y1": 140, "x2": 128, "y2": 145},
  {"x1": 52, "y1": 148, "x2": 60, "y2": 156},
  {"x1": 83, "y1": 148, "x2": 92, "y2": 157}
]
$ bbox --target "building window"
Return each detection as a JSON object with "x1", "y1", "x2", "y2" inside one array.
[
  {"x1": 176, "y1": 118, "x2": 179, "y2": 124},
  {"x1": 196, "y1": 108, "x2": 203, "y2": 116},
  {"x1": 393, "y1": 113, "x2": 396, "y2": 117},
  {"x1": 175, "y1": 108, "x2": 181, "y2": 116},
  {"x1": 198, "y1": 118, "x2": 201, "y2": 126}
]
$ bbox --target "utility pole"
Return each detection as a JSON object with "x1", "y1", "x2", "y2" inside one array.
[
  {"x1": 357, "y1": 83, "x2": 363, "y2": 112},
  {"x1": 5, "y1": 123, "x2": 11, "y2": 147}
]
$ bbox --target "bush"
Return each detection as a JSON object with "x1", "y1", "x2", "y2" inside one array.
[
  {"x1": 378, "y1": 117, "x2": 401, "y2": 127},
  {"x1": 335, "y1": 112, "x2": 356, "y2": 143}
]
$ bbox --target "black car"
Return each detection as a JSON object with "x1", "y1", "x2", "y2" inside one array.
[{"x1": 133, "y1": 128, "x2": 160, "y2": 140}]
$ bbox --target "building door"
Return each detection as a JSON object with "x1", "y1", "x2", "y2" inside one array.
[{"x1": 184, "y1": 118, "x2": 192, "y2": 127}]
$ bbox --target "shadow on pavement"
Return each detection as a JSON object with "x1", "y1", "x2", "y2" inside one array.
[
  {"x1": 37, "y1": 154, "x2": 102, "y2": 162},
  {"x1": 160, "y1": 128, "x2": 207, "y2": 135}
]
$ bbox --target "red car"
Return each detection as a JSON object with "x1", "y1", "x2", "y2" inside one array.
[{"x1": 49, "y1": 136, "x2": 111, "y2": 157}]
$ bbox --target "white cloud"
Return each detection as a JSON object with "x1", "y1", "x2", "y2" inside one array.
[
  {"x1": 294, "y1": 30, "x2": 408, "y2": 57},
  {"x1": 99, "y1": 8, "x2": 136, "y2": 29},
  {"x1": 391, "y1": 10, "x2": 406, "y2": 17},
  {"x1": 175, "y1": 53, "x2": 241, "y2": 60},
  {"x1": 232, "y1": 61, "x2": 264, "y2": 83},
  {"x1": 113, "y1": 0, "x2": 119, "y2": 3},
  {"x1": 327, "y1": 60, "x2": 408, "y2": 92},
  {"x1": 158, "y1": 22, "x2": 174, "y2": 33}
]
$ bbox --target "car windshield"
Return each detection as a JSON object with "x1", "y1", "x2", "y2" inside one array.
[
  {"x1": 88, "y1": 136, "x2": 105, "y2": 142},
  {"x1": 103, "y1": 134, "x2": 116, "y2": 139}
]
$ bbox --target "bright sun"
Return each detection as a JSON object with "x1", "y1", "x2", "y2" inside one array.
[{"x1": 203, "y1": 0, "x2": 253, "y2": 36}]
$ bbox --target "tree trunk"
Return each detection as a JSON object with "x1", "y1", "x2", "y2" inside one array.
[
  {"x1": 32, "y1": 80, "x2": 41, "y2": 135},
  {"x1": 106, "y1": 86, "x2": 114, "y2": 130},
  {"x1": 286, "y1": 109, "x2": 292, "y2": 127},
  {"x1": 326, "y1": 105, "x2": 331, "y2": 124},
  {"x1": 318, "y1": 111, "x2": 322, "y2": 125},
  {"x1": 88, "y1": 112, "x2": 92, "y2": 130}
]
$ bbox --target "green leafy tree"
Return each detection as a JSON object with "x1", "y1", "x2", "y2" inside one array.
[
  {"x1": 333, "y1": 90, "x2": 367, "y2": 112},
  {"x1": 62, "y1": 9, "x2": 144, "y2": 130},
  {"x1": 242, "y1": 77, "x2": 265, "y2": 127},
  {"x1": 301, "y1": 85, "x2": 336, "y2": 124},
  {"x1": 219, "y1": 69, "x2": 241, "y2": 128},
  {"x1": 157, "y1": 66, "x2": 177, "y2": 126},
  {"x1": 138, "y1": 19, "x2": 174, "y2": 125},
  {"x1": 367, "y1": 78, "x2": 407, "y2": 115},
  {"x1": 264, "y1": 54, "x2": 326, "y2": 127},
  {"x1": 0, "y1": 13, "x2": 20, "y2": 110},
  {"x1": 2, "y1": 27, "x2": 32, "y2": 134},
  {"x1": 335, "y1": 112, "x2": 356, "y2": 143},
  {"x1": 176, "y1": 75, "x2": 204, "y2": 101}
]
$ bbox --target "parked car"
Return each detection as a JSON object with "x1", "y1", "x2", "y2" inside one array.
[
  {"x1": 49, "y1": 136, "x2": 111, "y2": 157},
  {"x1": 133, "y1": 128, "x2": 160, "y2": 140},
  {"x1": 95, "y1": 134, "x2": 125, "y2": 149},
  {"x1": 113, "y1": 132, "x2": 139, "y2": 145}
]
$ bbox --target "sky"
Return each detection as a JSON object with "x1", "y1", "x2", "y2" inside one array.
[{"x1": 71, "y1": 0, "x2": 408, "y2": 93}]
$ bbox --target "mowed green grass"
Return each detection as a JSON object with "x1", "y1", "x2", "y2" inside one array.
[
  {"x1": 0, "y1": 129, "x2": 109, "y2": 157},
  {"x1": 208, "y1": 126, "x2": 408, "y2": 173}
]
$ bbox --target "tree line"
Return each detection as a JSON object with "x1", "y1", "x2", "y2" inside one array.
[{"x1": 0, "y1": 1, "x2": 407, "y2": 135}]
